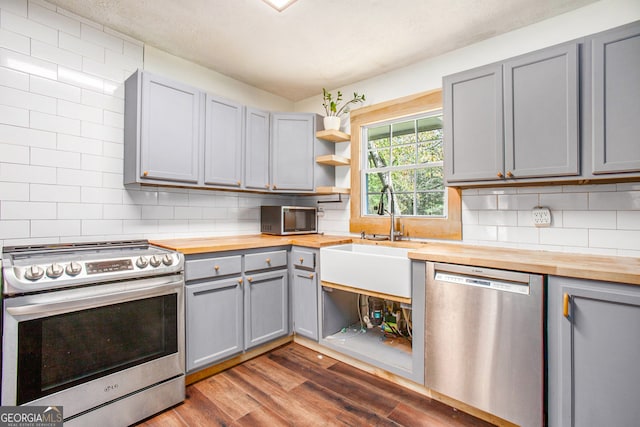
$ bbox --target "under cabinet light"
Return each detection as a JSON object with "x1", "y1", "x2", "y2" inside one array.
[{"x1": 262, "y1": 0, "x2": 297, "y2": 11}]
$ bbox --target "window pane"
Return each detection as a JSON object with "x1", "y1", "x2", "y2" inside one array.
[
  {"x1": 417, "y1": 192, "x2": 445, "y2": 216},
  {"x1": 366, "y1": 172, "x2": 387, "y2": 194},
  {"x1": 390, "y1": 169, "x2": 415, "y2": 192},
  {"x1": 395, "y1": 193, "x2": 414, "y2": 215},
  {"x1": 417, "y1": 140, "x2": 443, "y2": 163},
  {"x1": 391, "y1": 144, "x2": 416, "y2": 166},
  {"x1": 416, "y1": 167, "x2": 444, "y2": 190},
  {"x1": 368, "y1": 125, "x2": 391, "y2": 147},
  {"x1": 391, "y1": 121, "x2": 416, "y2": 146},
  {"x1": 368, "y1": 148, "x2": 390, "y2": 168},
  {"x1": 367, "y1": 194, "x2": 382, "y2": 215}
]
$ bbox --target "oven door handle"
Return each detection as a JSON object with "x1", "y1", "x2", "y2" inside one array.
[{"x1": 5, "y1": 277, "x2": 183, "y2": 318}]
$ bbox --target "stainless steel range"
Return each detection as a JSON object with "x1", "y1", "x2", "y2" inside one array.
[{"x1": 1, "y1": 240, "x2": 185, "y2": 427}]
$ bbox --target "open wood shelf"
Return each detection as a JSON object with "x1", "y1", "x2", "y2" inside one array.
[
  {"x1": 316, "y1": 129, "x2": 351, "y2": 142},
  {"x1": 316, "y1": 154, "x2": 350, "y2": 166},
  {"x1": 315, "y1": 186, "x2": 350, "y2": 195}
]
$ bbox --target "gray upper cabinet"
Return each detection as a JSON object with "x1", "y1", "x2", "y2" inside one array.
[
  {"x1": 444, "y1": 42, "x2": 579, "y2": 185},
  {"x1": 244, "y1": 108, "x2": 271, "y2": 191},
  {"x1": 271, "y1": 113, "x2": 316, "y2": 191},
  {"x1": 444, "y1": 64, "x2": 504, "y2": 182},
  {"x1": 591, "y1": 22, "x2": 640, "y2": 175},
  {"x1": 124, "y1": 70, "x2": 201, "y2": 185},
  {"x1": 503, "y1": 43, "x2": 579, "y2": 179},
  {"x1": 203, "y1": 95, "x2": 244, "y2": 188},
  {"x1": 548, "y1": 276, "x2": 640, "y2": 427}
]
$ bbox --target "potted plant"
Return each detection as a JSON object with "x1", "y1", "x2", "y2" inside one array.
[{"x1": 322, "y1": 88, "x2": 366, "y2": 130}]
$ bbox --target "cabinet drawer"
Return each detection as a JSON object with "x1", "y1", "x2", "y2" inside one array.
[
  {"x1": 292, "y1": 248, "x2": 315, "y2": 270},
  {"x1": 185, "y1": 255, "x2": 242, "y2": 281},
  {"x1": 245, "y1": 250, "x2": 287, "y2": 272}
]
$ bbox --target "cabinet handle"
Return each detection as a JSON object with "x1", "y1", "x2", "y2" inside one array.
[
  {"x1": 143, "y1": 171, "x2": 149, "y2": 177},
  {"x1": 299, "y1": 257, "x2": 304, "y2": 264},
  {"x1": 309, "y1": 273, "x2": 314, "y2": 279},
  {"x1": 247, "y1": 276, "x2": 253, "y2": 282},
  {"x1": 563, "y1": 293, "x2": 570, "y2": 319},
  {"x1": 237, "y1": 278, "x2": 243, "y2": 284},
  {"x1": 214, "y1": 265, "x2": 220, "y2": 271},
  {"x1": 497, "y1": 172, "x2": 504, "y2": 178},
  {"x1": 266, "y1": 258, "x2": 271, "y2": 264},
  {"x1": 506, "y1": 171, "x2": 514, "y2": 178}
]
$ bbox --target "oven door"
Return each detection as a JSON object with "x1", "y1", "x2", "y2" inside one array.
[{"x1": 1, "y1": 275, "x2": 184, "y2": 419}]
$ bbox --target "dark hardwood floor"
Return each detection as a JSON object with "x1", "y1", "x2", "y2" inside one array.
[{"x1": 137, "y1": 343, "x2": 495, "y2": 426}]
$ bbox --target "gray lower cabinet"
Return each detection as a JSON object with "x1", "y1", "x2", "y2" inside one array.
[
  {"x1": 185, "y1": 277, "x2": 243, "y2": 372},
  {"x1": 204, "y1": 94, "x2": 244, "y2": 188},
  {"x1": 244, "y1": 107, "x2": 271, "y2": 191},
  {"x1": 291, "y1": 247, "x2": 318, "y2": 340},
  {"x1": 244, "y1": 269, "x2": 289, "y2": 349},
  {"x1": 590, "y1": 21, "x2": 640, "y2": 175},
  {"x1": 124, "y1": 70, "x2": 201, "y2": 185},
  {"x1": 548, "y1": 276, "x2": 640, "y2": 427},
  {"x1": 444, "y1": 42, "x2": 579, "y2": 184}
]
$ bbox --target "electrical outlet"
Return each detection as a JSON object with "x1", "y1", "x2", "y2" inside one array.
[{"x1": 532, "y1": 207, "x2": 551, "y2": 227}]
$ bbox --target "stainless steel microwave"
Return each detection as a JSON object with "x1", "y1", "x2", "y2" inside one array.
[{"x1": 261, "y1": 206, "x2": 317, "y2": 235}]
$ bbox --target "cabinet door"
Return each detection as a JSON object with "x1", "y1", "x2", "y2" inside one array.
[
  {"x1": 548, "y1": 276, "x2": 640, "y2": 427},
  {"x1": 186, "y1": 277, "x2": 243, "y2": 372},
  {"x1": 140, "y1": 72, "x2": 200, "y2": 183},
  {"x1": 292, "y1": 269, "x2": 318, "y2": 340},
  {"x1": 504, "y1": 43, "x2": 579, "y2": 178},
  {"x1": 244, "y1": 269, "x2": 289, "y2": 349},
  {"x1": 271, "y1": 113, "x2": 314, "y2": 191},
  {"x1": 244, "y1": 108, "x2": 271, "y2": 191},
  {"x1": 204, "y1": 94, "x2": 244, "y2": 187},
  {"x1": 444, "y1": 64, "x2": 504, "y2": 182},
  {"x1": 591, "y1": 23, "x2": 640, "y2": 174}
]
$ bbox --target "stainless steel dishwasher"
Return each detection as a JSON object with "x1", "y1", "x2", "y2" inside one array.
[{"x1": 425, "y1": 262, "x2": 544, "y2": 427}]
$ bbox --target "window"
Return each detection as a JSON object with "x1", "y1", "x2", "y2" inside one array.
[
  {"x1": 349, "y1": 89, "x2": 461, "y2": 240},
  {"x1": 363, "y1": 112, "x2": 445, "y2": 217}
]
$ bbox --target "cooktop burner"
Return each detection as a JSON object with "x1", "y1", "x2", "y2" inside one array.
[{"x1": 2, "y1": 240, "x2": 183, "y2": 296}]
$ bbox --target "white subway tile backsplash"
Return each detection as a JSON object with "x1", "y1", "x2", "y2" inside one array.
[
  {"x1": 0, "y1": 123, "x2": 56, "y2": 148},
  {"x1": 0, "y1": 66, "x2": 29, "y2": 90},
  {"x1": 105, "y1": 48, "x2": 141, "y2": 72},
  {"x1": 590, "y1": 229, "x2": 640, "y2": 251},
  {"x1": 81, "y1": 187, "x2": 121, "y2": 204},
  {"x1": 0, "y1": 162, "x2": 55, "y2": 183},
  {"x1": 0, "y1": 181, "x2": 28, "y2": 200},
  {"x1": 562, "y1": 183, "x2": 617, "y2": 193},
  {"x1": 102, "y1": 141, "x2": 122, "y2": 159},
  {"x1": 123, "y1": 190, "x2": 158, "y2": 206},
  {"x1": 31, "y1": 147, "x2": 80, "y2": 168},
  {"x1": 589, "y1": 191, "x2": 640, "y2": 210},
  {"x1": 617, "y1": 211, "x2": 640, "y2": 230},
  {"x1": 55, "y1": 7, "x2": 100, "y2": 29},
  {"x1": 539, "y1": 228, "x2": 588, "y2": 247},
  {"x1": 539, "y1": 192, "x2": 588, "y2": 210},
  {"x1": 462, "y1": 194, "x2": 497, "y2": 210},
  {"x1": 81, "y1": 219, "x2": 122, "y2": 235},
  {"x1": 30, "y1": 110, "x2": 81, "y2": 135},
  {"x1": 103, "y1": 204, "x2": 140, "y2": 220},
  {"x1": 158, "y1": 191, "x2": 189, "y2": 206},
  {"x1": 0, "y1": 8, "x2": 56, "y2": 42},
  {"x1": 461, "y1": 209, "x2": 479, "y2": 225},
  {"x1": 1, "y1": 200, "x2": 55, "y2": 218},
  {"x1": 497, "y1": 226, "x2": 539, "y2": 244},
  {"x1": 478, "y1": 210, "x2": 518, "y2": 226},
  {"x1": 0, "y1": 47, "x2": 57, "y2": 79},
  {"x1": 0, "y1": 103, "x2": 28, "y2": 125},
  {"x1": 80, "y1": 24, "x2": 122, "y2": 52},
  {"x1": 477, "y1": 187, "x2": 517, "y2": 195},
  {"x1": 103, "y1": 110, "x2": 123, "y2": 128},
  {"x1": 57, "y1": 133, "x2": 102, "y2": 154},
  {"x1": 141, "y1": 205, "x2": 173, "y2": 220},
  {"x1": 101, "y1": 172, "x2": 122, "y2": 188},
  {"x1": 123, "y1": 219, "x2": 158, "y2": 234},
  {"x1": 57, "y1": 99, "x2": 102, "y2": 122},
  {"x1": 0, "y1": 0, "x2": 28, "y2": 17},
  {"x1": 563, "y1": 210, "x2": 616, "y2": 229},
  {"x1": 27, "y1": 2, "x2": 79, "y2": 36},
  {"x1": 28, "y1": 0, "x2": 56, "y2": 12},
  {"x1": 616, "y1": 182, "x2": 640, "y2": 192},
  {"x1": 81, "y1": 88, "x2": 123, "y2": 113},
  {"x1": 201, "y1": 207, "x2": 229, "y2": 220},
  {"x1": 462, "y1": 224, "x2": 497, "y2": 241},
  {"x1": 31, "y1": 39, "x2": 81, "y2": 69},
  {"x1": 30, "y1": 75, "x2": 81, "y2": 102},
  {"x1": 0, "y1": 219, "x2": 28, "y2": 238},
  {"x1": 57, "y1": 202, "x2": 101, "y2": 219},
  {"x1": 80, "y1": 121, "x2": 122, "y2": 143},
  {"x1": 0, "y1": 85, "x2": 56, "y2": 113},
  {"x1": 83, "y1": 56, "x2": 124, "y2": 82},
  {"x1": 516, "y1": 185, "x2": 562, "y2": 194},
  {"x1": 57, "y1": 167, "x2": 101, "y2": 187},
  {"x1": 497, "y1": 194, "x2": 538, "y2": 210},
  {"x1": 0, "y1": 27, "x2": 30, "y2": 54},
  {"x1": 80, "y1": 153, "x2": 121, "y2": 173},
  {"x1": 59, "y1": 32, "x2": 104, "y2": 62},
  {"x1": 31, "y1": 219, "x2": 80, "y2": 237},
  {"x1": 174, "y1": 206, "x2": 202, "y2": 220},
  {"x1": 30, "y1": 183, "x2": 79, "y2": 202}
]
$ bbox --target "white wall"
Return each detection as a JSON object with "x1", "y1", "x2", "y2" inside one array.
[
  {"x1": 0, "y1": 0, "x2": 295, "y2": 249},
  {"x1": 299, "y1": 0, "x2": 640, "y2": 257}
]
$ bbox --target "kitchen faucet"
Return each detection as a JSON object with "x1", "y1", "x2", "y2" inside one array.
[{"x1": 376, "y1": 184, "x2": 401, "y2": 241}]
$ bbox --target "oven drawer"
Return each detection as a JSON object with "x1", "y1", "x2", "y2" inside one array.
[
  {"x1": 185, "y1": 255, "x2": 242, "y2": 281},
  {"x1": 245, "y1": 250, "x2": 287, "y2": 272},
  {"x1": 292, "y1": 248, "x2": 315, "y2": 270}
]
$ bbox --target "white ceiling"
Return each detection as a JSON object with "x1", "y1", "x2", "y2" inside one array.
[{"x1": 47, "y1": 0, "x2": 597, "y2": 101}]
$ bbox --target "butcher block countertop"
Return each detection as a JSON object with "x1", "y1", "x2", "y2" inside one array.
[
  {"x1": 408, "y1": 242, "x2": 640, "y2": 286},
  {"x1": 151, "y1": 234, "x2": 353, "y2": 254},
  {"x1": 151, "y1": 234, "x2": 640, "y2": 285}
]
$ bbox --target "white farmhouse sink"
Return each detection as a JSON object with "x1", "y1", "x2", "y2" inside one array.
[{"x1": 320, "y1": 244, "x2": 411, "y2": 298}]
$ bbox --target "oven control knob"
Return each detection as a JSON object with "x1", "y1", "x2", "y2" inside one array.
[
  {"x1": 46, "y1": 263, "x2": 64, "y2": 279},
  {"x1": 24, "y1": 265, "x2": 45, "y2": 281},
  {"x1": 161, "y1": 254, "x2": 174, "y2": 266},
  {"x1": 136, "y1": 256, "x2": 149, "y2": 268},
  {"x1": 149, "y1": 255, "x2": 162, "y2": 267},
  {"x1": 65, "y1": 261, "x2": 82, "y2": 276}
]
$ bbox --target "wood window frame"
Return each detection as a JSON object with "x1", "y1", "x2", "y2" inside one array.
[{"x1": 349, "y1": 89, "x2": 462, "y2": 240}]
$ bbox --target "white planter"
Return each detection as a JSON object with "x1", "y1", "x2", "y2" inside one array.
[{"x1": 323, "y1": 116, "x2": 341, "y2": 131}]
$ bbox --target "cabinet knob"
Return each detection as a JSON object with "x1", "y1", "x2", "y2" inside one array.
[
  {"x1": 273, "y1": 185, "x2": 277, "y2": 190},
  {"x1": 309, "y1": 273, "x2": 314, "y2": 279},
  {"x1": 143, "y1": 171, "x2": 149, "y2": 177},
  {"x1": 237, "y1": 180, "x2": 241, "y2": 186},
  {"x1": 497, "y1": 172, "x2": 504, "y2": 178},
  {"x1": 265, "y1": 184, "x2": 270, "y2": 189},
  {"x1": 214, "y1": 265, "x2": 220, "y2": 271},
  {"x1": 247, "y1": 276, "x2": 253, "y2": 282},
  {"x1": 266, "y1": 258, "x2": 271, "y2": 264},
  {"x1": 238, "y1": 278, "x2": 243, "y2": 284},
  {"x1": 299, "y1": 257, "x2": 304, "y2": 263},
  {"x1": 506, "y1": 171, "x2": 514, "y2": 178}
]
